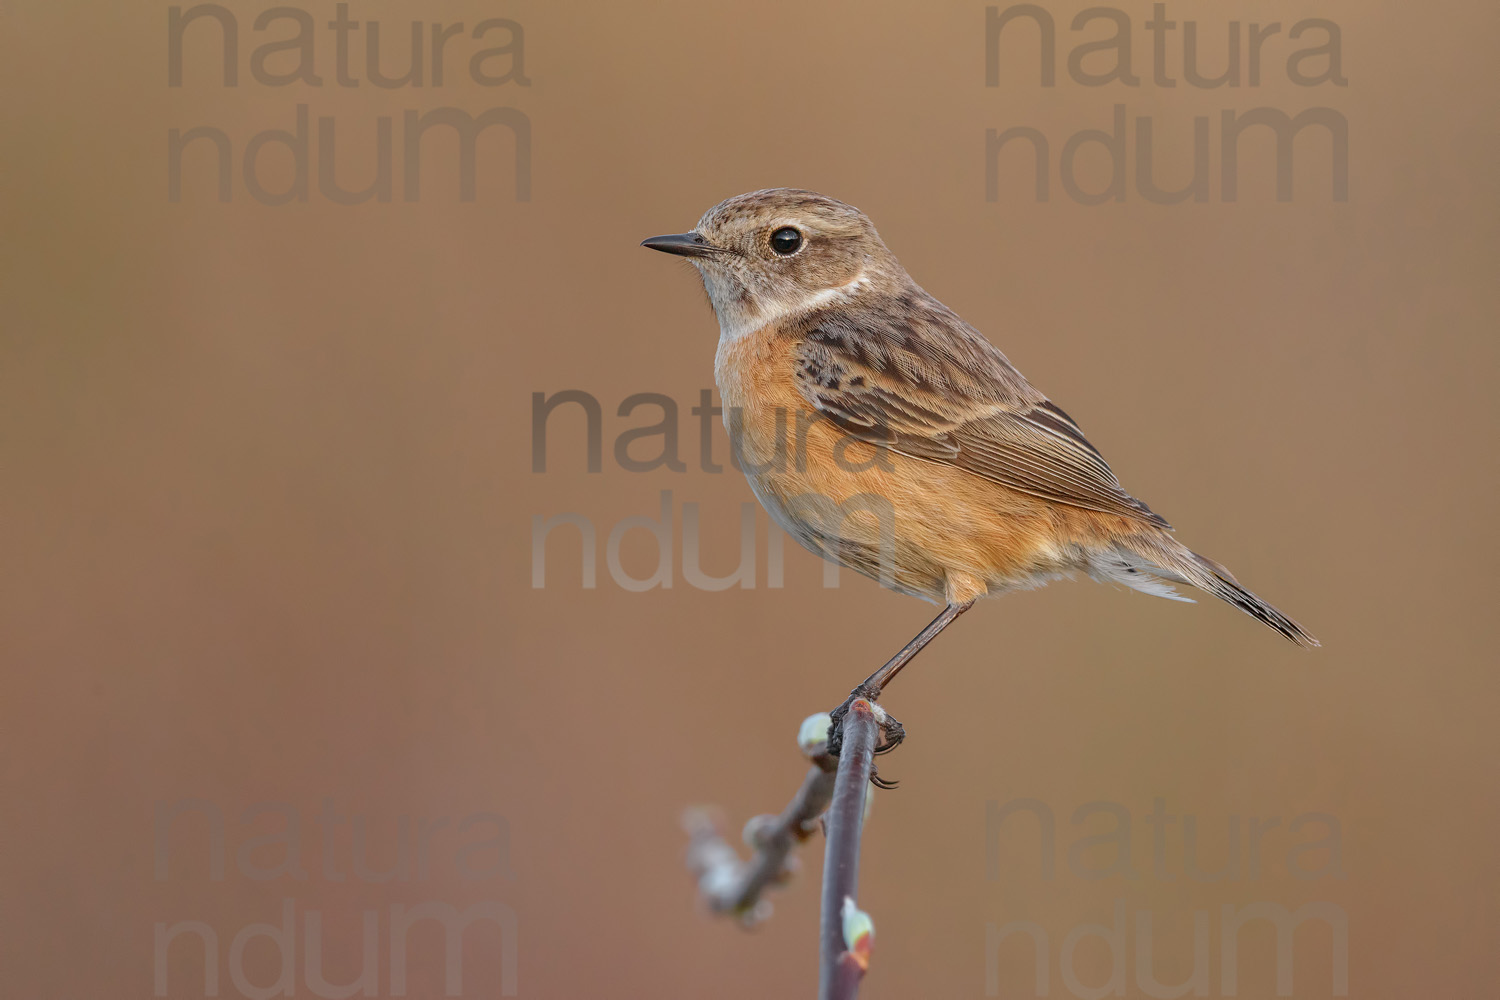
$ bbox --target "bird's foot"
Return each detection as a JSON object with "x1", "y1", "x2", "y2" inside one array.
[{"x1": 826, "y1": 684, "x2": 906, "y2": 787}]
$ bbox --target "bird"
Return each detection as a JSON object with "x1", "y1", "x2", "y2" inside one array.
[{"x1": 641, "y1": 188, "x2": 1317, "y2": 743}]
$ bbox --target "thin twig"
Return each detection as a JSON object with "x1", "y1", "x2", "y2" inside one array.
[
  {"x1": 818, "y1": 698, "x2": 880, "y2": 1000},
  {"x1": 684, "y1": 714, "x2": 838, "y2": 924}
]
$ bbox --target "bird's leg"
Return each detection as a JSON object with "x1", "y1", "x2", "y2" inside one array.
[{"x1": 826, "y1": 600, "x2": 976, "y2": 763}]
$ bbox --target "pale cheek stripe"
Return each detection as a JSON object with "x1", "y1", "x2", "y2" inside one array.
[
  {"x1": 799, "y1": 271, "x2": 870, "y2": 310},
  {"x1": 716, "y1": 271, "x2": 870, "y2": 343}
]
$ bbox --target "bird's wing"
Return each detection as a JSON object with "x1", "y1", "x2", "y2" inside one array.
[{"x1": 789, "y1": 294, "x2": 1170, "y2": 529}]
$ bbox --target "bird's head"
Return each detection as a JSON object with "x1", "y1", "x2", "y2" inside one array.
[{"x1": 642, "y1": 188, "x2": 903, "y2": 340}]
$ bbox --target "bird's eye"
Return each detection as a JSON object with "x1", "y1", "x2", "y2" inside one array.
[{"x1": 769, "y1": 226, "x2": 803, "y2": 256}]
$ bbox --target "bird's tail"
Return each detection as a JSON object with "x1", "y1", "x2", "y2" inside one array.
[{"x1": 1089, "y1": 535, "x2": 1320, "y2": 648}]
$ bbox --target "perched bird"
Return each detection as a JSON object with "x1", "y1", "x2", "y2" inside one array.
[{"x1": 642, "y1": 189, "x2": 1316, "y2": 720}]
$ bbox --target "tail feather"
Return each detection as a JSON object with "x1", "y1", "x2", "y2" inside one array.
[
  {"x1": 1193, "y1": 566, "x2": 1320, "y2": 648},
  {"x1": 1102, "y1": 536, "x2": 1320, "y2": 648}
]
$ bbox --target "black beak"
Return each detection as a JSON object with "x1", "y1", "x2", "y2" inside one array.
[{"x1": 640, "y1": 231, "x2": 722, "y2": 258}]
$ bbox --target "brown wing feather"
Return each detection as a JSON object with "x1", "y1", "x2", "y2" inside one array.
[{"x1": 790, "y1": 290, "x2": 1170, "y2": 529}]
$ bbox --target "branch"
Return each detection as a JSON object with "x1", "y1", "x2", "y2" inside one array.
[
  {"x1": 684, "y1": 713, "x2": 839, "y2": 925},
  {"x1": 818, "y1": 698, "x2": 880, "y2": 1000}
]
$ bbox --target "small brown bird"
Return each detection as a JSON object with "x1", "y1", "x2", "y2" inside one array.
[{"x1": 643, "y1": 189, "x2": 1316, "y2": 719}]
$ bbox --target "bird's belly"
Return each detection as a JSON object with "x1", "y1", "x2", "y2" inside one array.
[{"x1": 716, "y1": 328, "x2": 1085, "y2": 603}]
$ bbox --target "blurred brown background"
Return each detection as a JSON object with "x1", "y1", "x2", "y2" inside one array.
[{"x1": 3, "y1": 1, "x2": 1496, "y2": 997}]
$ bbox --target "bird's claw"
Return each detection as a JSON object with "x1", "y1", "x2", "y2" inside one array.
[
  {"x1": 825, "y1": 687, "x2": 905, "y2": 787},
  {"x1": 873, "y1": 715, "x2": 905, "y2": 755}
]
